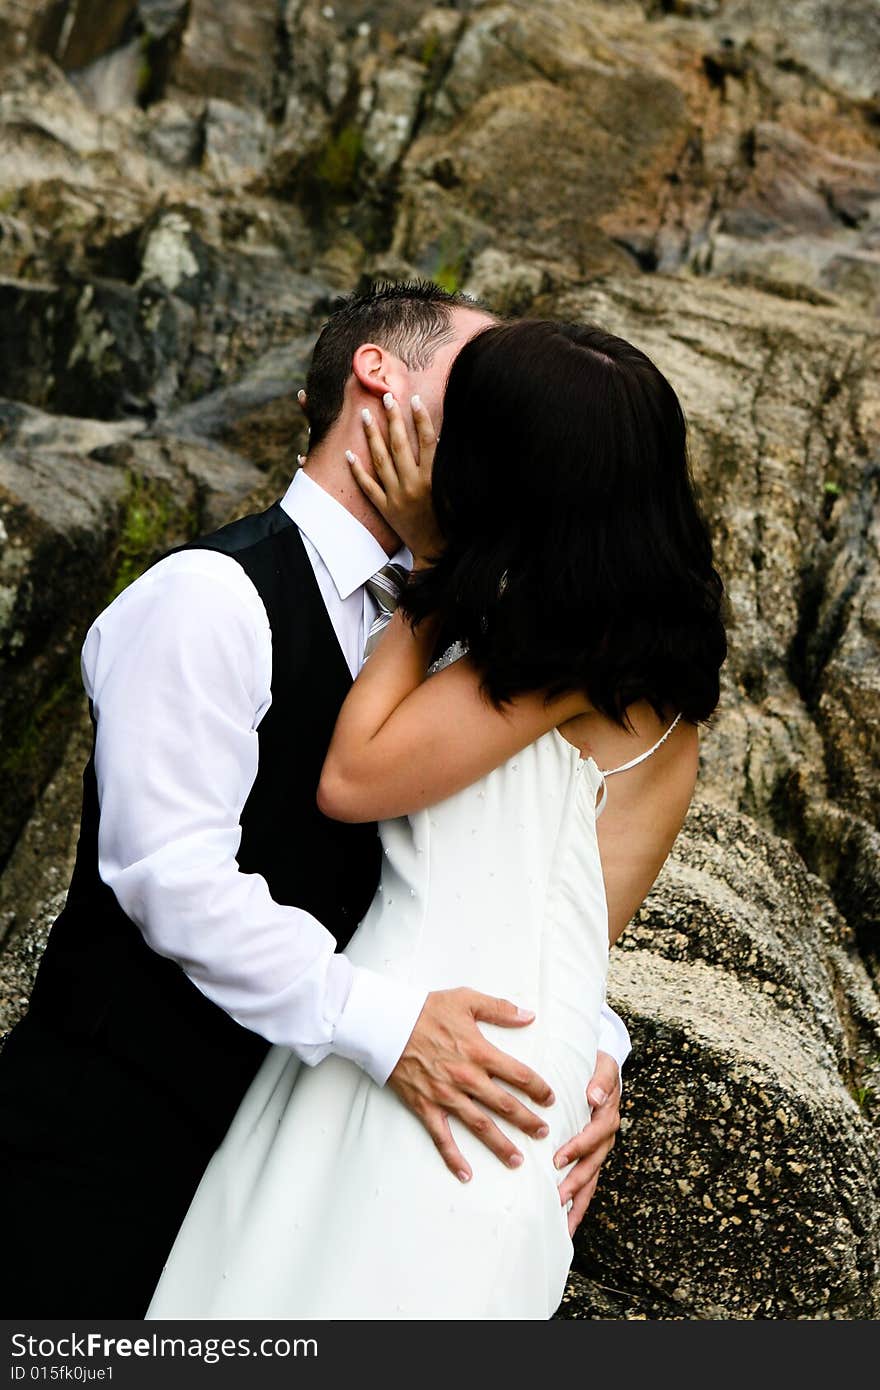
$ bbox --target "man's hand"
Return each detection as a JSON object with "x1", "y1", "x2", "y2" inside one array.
[
  {"x1": 554, "y1": 1050, "x2": 622, "y2": 1238},
  {"x1": 386, "y1": 987, "x2": 556, "y2": 1183}
]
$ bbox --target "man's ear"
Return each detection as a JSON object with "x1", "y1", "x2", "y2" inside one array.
[{"x1": 351, "y1": 343, "x2": 399, "y2": 399}]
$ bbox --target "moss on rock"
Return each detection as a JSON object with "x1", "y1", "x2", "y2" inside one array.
[{"x1": 109, "y1": 470, "x2": 194, "y2": 601}]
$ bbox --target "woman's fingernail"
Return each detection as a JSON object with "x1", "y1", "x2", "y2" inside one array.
[
  {"x1": 457, "y1": 1169, "x2": 471, "y2": 1184},
  {"x1": 590, "y1": 1087, "x2": 608, "y2": 1106},
  {"x1": 361, "y1": 407, "x2": 373, "y2": 424},
  {"x1": 411, "y1": 394, "x2": 421, "y2": 410},
  {"x1": 536, "y1": 1125, "x2": 550, "y2": 1139},
  {"x1": 554, "y1": 1153, "x2": 567, "y2": 1170},
  {"x1": 382, "y1": 391, "x2": 395, "y2": 409},
  {"x1": 345, "y1": 450, "x2": 357, "y2": 464},
  {"x1": 515, "y1": 1007, "x2": 535, "y2": 1021},
  {"x1": 508, "y1": 1153, "x2": 524, "y2": 1169}
]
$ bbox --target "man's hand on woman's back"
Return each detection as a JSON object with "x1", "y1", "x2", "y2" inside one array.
[{"x1": 386, "y1": 987, "x2": 556, "y2": 1183}]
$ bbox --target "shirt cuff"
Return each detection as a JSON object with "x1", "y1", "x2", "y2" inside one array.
[
  {"x1": 596, "y1": 1000, "x2": 632, "y2": 1087},
  {"x1": 331, "y1": 965, "x2": 429, "y2": 1087}
]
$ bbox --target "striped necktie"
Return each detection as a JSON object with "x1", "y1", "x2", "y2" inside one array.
[{"x1": 363, "y1": 562, "x2": 409, "y2": 660}]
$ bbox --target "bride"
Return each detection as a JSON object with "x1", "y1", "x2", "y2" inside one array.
[{"x1": 146, "y1": 317, "x2": 727, "y2": 1320}]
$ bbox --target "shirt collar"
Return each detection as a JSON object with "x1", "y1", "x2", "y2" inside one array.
[{"x1": 280, "y1": 467, "x2": 412, "y2": 601}]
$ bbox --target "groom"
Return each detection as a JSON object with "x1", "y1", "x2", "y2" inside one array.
[{"x1": 0, "y1": 281, "x2": 629, "y2": 1317}]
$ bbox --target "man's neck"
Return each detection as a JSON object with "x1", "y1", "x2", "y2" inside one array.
[{"x1": 301, "y1": 440, "x2": 403, "y2": 559}]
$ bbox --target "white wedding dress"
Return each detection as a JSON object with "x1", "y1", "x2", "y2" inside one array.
[{"x1": 145, "y1": 647, "x2": 680, "y2": 1320}]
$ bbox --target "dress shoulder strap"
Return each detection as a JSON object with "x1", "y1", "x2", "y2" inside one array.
[
  {"x1": 598, "y1": 711, "x2": 683, "y2": 777},
  {"x1": 592, "y1": 711, "x2": 683, "y2": 820}
]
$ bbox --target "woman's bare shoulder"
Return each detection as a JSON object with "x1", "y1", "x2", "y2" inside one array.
[
  {"x1": 572, "y1": 705, "x2": 699, "y2": 947},
  {"x1": 557, "y1": 700, "x2": 698, "y2": 775}
]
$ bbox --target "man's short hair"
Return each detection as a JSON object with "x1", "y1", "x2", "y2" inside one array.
[{"x1": 302, "y1": 279, "x2": 492, "y2": 448}]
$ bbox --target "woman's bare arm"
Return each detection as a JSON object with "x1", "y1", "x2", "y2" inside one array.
[
  {"x1": 317, "y1": 607, "x2": 590, "y2": 822},
  {"x1": 318, "y1": 389, "x2": 590, "y2": 822}
]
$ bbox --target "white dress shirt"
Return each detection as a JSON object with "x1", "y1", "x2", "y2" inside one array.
[{"x1": 81, "y1": 467, "x2": 631, "y2": 1090}]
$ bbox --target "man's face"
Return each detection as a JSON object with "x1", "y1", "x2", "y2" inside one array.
[{"x1": 405, "y1": 307, "x2": 498, "y2": 435}]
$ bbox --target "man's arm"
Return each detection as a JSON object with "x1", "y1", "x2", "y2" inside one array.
[
  {"x1": 596, "y1": 1000, "x2": 632, "y2": 1083},
  {"x1": 83, "y1": 549, "x2": 426, "y2": 1087},
  {"x1": 84, "y1": 548, "x2": 556, "y2": 1188}
]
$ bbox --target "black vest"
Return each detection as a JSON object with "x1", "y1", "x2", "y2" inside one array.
[{"x1": 27, "y1": 502, "x2": 383, "y2": 1145}]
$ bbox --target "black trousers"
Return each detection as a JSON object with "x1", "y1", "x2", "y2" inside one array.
[{"x1": 0, "y1": 1010, "x2": 228, "y2": 1318}]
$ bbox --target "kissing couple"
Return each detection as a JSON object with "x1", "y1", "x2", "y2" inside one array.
[{"x1": 0, "y1": 280, "x2": 726, "y2": 1319}]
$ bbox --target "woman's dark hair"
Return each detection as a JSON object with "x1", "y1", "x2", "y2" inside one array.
[{"x1": 399, "y1": 318, "x2": 728, "y2": 731}]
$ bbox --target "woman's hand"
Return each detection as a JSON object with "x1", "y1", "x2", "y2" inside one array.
[
  {"x1": 346, "y1": 392, "x2": 445, "y2": 569},
  {"x1": 555, "y1": 1052, "x2": 622, "y2": 1237}
]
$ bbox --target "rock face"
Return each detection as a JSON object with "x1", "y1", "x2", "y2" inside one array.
[
  {"x1": 542, "y1": 270, "x2": 880, "y2": 1318},
  {"x1": 597, "y1": 799, "x2": 880, "y2": 1319},
  {"x1": 0, "y1": 398, "x2": 265, "y2": 868},
  {"x1": 544, "y1": 273, "x2": 880, "y2": 950},
  {"x1": 1, "y1": 0, "x2": 878, "y2": 1320}
]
